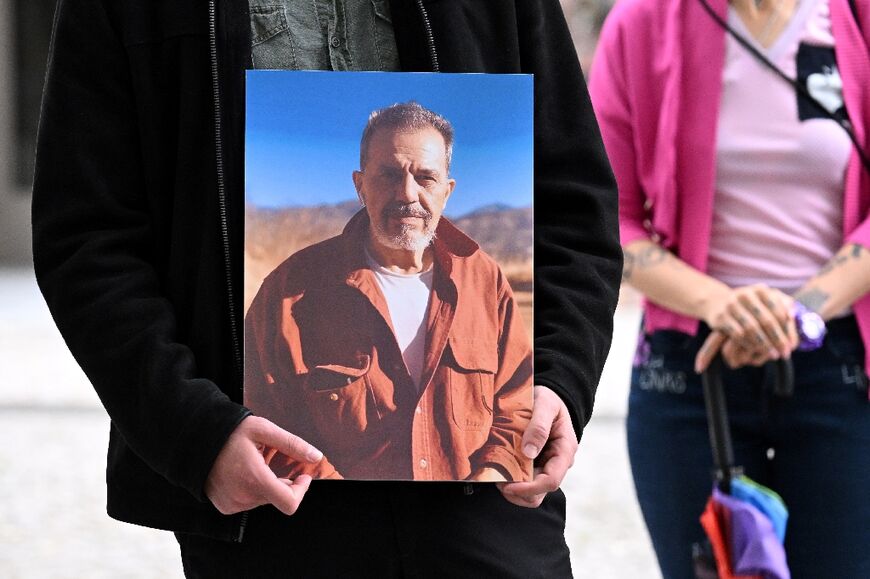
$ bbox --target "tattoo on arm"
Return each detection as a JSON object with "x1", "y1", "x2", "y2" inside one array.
[
  {"x1": 794, "y1": 288, "x2": 830, "y2": 313},
  {"x1": 622, "y1": 250, "x2": 635, "y2": 281},
  {"x1": 818, "y1": 243, "x2": 867, "y2": 276},
  {"x1": 637, "y1": 245, "x2": 668, "y2": 267},
  {"x1": 623, "y1": 243, "x2": 674, "y2": 281}
]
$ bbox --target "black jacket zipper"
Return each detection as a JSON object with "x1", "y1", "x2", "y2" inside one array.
[
  {"x1": 414, "y1": 0, "x2": 440, "y2": 72},
  {"x1": 208, "y1": 0, "x2": 248, "y2": 544},
  {"x1": 208, "y1": 0, "x2": 243, "y2": 384}
]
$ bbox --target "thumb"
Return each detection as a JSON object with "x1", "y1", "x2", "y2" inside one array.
[
  {"x1": 251, "y1": 418, "x2": 323, "y2": 463},
  {"x1": 522, "y1": 392, "x2": 558, "y2": 459},
  {"x1": 694, "y1": 331, "x2": 726, "y2": 374}
]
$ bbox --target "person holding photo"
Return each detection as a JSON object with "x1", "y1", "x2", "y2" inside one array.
[
  {"x1": 33, "y1": 0, "x2": 620, "y2": 576},
  {"x1": 590, "y1": 0, "x2": 870, "y2": 577}
]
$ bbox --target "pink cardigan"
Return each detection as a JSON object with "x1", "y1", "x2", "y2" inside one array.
[{"x1": 590, "y1": 0, "x2": 870, "y2": 372}]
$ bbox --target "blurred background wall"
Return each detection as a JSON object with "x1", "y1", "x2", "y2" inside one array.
[{"x1": 0, "y1": 0, "x2": 53, "y2": 265}]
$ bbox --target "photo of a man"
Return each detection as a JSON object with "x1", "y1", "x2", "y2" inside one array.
[{"x1": 244, "y1": 94, "x2": 534, "y2": 482}]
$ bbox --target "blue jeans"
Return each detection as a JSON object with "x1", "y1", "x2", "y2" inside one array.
[{"x1": 627, "y1": 316, "x2": 870, "y2": 579}]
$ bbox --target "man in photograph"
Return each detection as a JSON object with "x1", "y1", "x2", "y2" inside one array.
[{"x1": 245, "y1": 102, "x2": 533, "y2": 483}]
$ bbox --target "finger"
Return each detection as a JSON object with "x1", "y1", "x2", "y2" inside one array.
[
  {"x1": 501, "y1": 453, "x2": 567, "y2": 498},
  {"x1": 749, "y1": 348, "x2": 769, "y2": 367},
  {"x1": 723, "y1": 341, "x2": 769, "y2": 369},
  {"x1": 521, "y1": 394, "x2": 558, "y2": 459},
  {"x1": 722, "y1": 340, "x2": 755, "y2": 369},
  {"x1": 761, "y1": 290, "x2": 793, "y2": 334},
  {"x1": 251, "y1": 419, "x2": 323, "y2": 463},
  {"x1": 259, "y1": 470, "x2": 312, "y2": 516},
  {"x1": 499, "y1": 488, "x2": 546, "y2": 508},
  {"x1": 695, "y1": 331, "x2": 727, "y2": 373},
  {"x1": 727, "y1": 301, "x2": 771, "y2": 352},
  {"x1": 741, "y1": 291, "x2": 789, "y2": 357},
  {"x1": 773, "y1": 293, "x2": 800, "y2": 350}
]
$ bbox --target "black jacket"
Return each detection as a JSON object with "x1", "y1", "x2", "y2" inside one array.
[{"x1": 32, "y1": 0, "x2": 621, "y2": 541}]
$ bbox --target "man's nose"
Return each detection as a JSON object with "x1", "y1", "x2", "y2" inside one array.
[{"x1": 396, "y1": 171, "x2": 420, "y2": 203}]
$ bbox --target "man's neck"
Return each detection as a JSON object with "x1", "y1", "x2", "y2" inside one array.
[{"x1": 366, "y1": 236, "x2": 433, "y2": 274}]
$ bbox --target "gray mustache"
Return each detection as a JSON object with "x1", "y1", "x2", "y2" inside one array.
[{"x1": 383, "y1": 204, "x2": 431, "y2": 220}]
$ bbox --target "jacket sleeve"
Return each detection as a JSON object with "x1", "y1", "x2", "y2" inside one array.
[
  {"x1": 244, "y1": 282, "x2": 343, "y2": 480},
  {"x1": 469, "y1": 278, "x2": 534, "y2": 481},
  {"x1": 588, "y1": 7, "x2": 652, "y2": 247},
  {"x1": 31, "y1": 0, "x2": 249, "y2": 501},
  {"x1": 516, "y1": 0, "x2": 623, "y2": 441}
]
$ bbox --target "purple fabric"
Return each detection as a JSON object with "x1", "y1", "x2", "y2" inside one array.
[{"x1": 713, "y1": 487, "x2": 791, "y2": 579}]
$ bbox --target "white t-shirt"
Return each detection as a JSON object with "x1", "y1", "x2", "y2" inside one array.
[{"x1": 365, "y1": 250, "x2": 434, "y2": 390}]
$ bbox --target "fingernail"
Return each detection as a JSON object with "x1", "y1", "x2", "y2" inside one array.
[
  {"x1": 308, "y1": 448, "x2": 323, "y2": 462},
  {"x1": 768, "y1": 349, "x2": 780, "y2": 360},
  {"x1": 523, "y1": 444, "x2": 539, "y2": 458}
]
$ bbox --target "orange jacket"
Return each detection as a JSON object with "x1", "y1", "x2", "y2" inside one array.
[{"x1": 244, "y1": 210, "x2": 533, "y2": 481}]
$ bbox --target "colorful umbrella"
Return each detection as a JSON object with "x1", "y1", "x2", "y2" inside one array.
[{"x1": 694, "y1": 356, "x2": 793, "y2": 579}]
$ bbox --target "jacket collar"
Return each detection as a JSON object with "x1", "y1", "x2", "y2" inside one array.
[{"x1": 337, "y1": 208, "x2": 479, "y2": 282}]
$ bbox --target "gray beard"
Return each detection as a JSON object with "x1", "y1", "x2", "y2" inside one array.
[{"x1": 371, "y1": 221, "x2": 437, "y2": 252}]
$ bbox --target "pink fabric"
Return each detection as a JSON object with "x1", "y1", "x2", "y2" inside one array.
[
  {"x1": 708, "y1": 0, "x2": 851, "y2": 294},
  {"x1": 589, "y1": 0, "x2": 870, "y2": 373}
]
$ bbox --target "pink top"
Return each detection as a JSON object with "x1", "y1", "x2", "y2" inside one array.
[
  {"x1": 589, "y1": 0, "x2": 870, "y2": 372},
  {"x1": 708, "y1": 0, "x2": 851, "y2": 294}
]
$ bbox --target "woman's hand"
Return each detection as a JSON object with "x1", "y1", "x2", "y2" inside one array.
[{"x1": 698, "y1": 284, "x2": 797, "y2": 358}]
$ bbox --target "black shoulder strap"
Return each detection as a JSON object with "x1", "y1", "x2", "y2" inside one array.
[{"x1": 696, "y1": 0, "x2": 870, "y2": 173}]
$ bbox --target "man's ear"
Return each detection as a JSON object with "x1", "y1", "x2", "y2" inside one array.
[
  {"x1": 352, "y1": 170, "x2": 365, "y2": 205},
  {"x1": 444, "y1": 178, "x2": 456, "y2": 205}
]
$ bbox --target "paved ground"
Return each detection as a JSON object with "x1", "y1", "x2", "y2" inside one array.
[{"x1": 0, "y1": 268, "x2": 660, "y2": 578}]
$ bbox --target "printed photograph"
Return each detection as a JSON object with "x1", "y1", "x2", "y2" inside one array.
[{"x1": 244, "y1": 71, "x2": 534, "y2": 482}]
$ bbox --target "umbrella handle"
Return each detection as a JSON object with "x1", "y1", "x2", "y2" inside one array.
[
  {"x1": 702, "y1": 354, "x2": 795, "y2": 492},
  {"x1": 701, "y1": 355, "x2": 736, "y2": 492},
  {"x1": 772, "y1": 357, "x2": 794, "y2": 397}
]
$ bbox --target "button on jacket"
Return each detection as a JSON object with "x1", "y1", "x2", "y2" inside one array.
[
  {"x1": 245, "y1": 210, "x2": 533, "y2": 482},
  {"x1": 32, "y1": 0, "x2": 621, "y2": 541}
]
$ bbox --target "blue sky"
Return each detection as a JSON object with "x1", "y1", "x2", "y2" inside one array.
[{"x1": 245, "y1": 71, "x2": 533, "y2": 217}]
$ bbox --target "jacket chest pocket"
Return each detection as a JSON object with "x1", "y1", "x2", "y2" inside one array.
[
  {"x1": 302, "y1": 354, "x2": 381, "y2": 451},
  {"x1": 249, "y1": 3, "x2": 297, "y2": 69},
  {"x1": 446, "y1": 337, "x2": 498, "y2": 432}
]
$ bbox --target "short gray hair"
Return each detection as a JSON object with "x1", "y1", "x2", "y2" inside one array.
[{"x1": 359, "y1": 101, "x2": 454, "y2": 172}]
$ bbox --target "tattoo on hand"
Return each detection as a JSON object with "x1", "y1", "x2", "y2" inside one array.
[{"x1": 795, "y1": 288, "x2": 829, "y2": 313}]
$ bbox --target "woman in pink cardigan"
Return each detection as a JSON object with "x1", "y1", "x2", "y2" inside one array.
[{"x1": 590, "y1": 0, "x2": 870, "y2": 577}]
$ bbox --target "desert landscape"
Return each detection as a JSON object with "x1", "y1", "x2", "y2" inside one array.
[{"x1": 245, "y1": 201, "x2": 534, "y2": 339}]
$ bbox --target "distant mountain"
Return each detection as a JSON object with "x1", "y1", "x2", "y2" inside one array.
[
  {"x1": 244, "y1": 201, "x2": 533, "y2": 309},
  {"x1": 451, "y1": 205, "x2": 532, "y2": 267},
  {"x1": 456, "y1": 203, "x2": 515, "y2": 217}
]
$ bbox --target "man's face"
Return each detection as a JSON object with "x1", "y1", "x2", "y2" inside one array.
[{"x1": 353, "y1": 127, "x2": 455, "y2": 253}]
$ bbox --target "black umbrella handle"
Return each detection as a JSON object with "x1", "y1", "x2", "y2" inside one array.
[
  {"x1": 701, "y1": 354, "x2": 794, "y2": 493},
  {"x1": 701, "y1": 355, "x2": 736, "y2": 493},
  {"x1": 772, "y1": 357, "x2": 794, "y2": 397}
]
